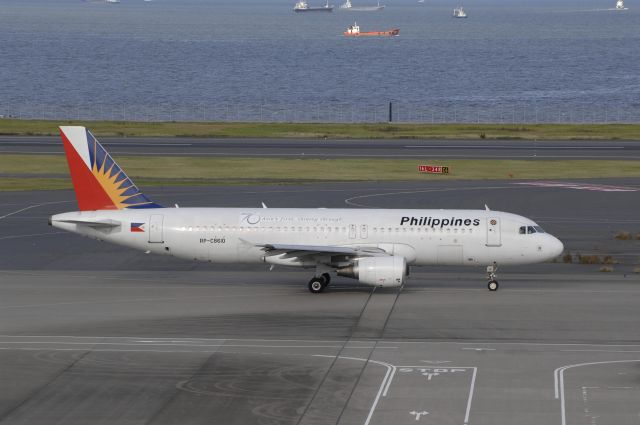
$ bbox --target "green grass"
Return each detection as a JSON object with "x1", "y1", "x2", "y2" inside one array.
[
  {"x1": 1, "y1": 118, "x2": 640, "y2": 140},
  {"x1": 2, "y1": 154, "x2": 639, "y2": 191}
]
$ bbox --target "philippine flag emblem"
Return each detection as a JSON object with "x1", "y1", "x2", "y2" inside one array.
[{"x1": 130, "y1": 222, "x2": 145, "y2": 232}]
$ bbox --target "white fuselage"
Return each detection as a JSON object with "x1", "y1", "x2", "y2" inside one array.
[{"x1": 51, "y1": 208, "x2": 563, "y2": 267}]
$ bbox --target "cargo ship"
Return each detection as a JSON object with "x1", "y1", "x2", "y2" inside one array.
[
  {"x1": 294, "y1": 0, "x2": 334, "y2": 12},
  {"x1": 344, "y1": 22, "x2": 399, "y2": 36}
]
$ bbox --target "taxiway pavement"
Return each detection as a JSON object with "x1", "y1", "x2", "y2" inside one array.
[
  {"x1": 1, "y1": 179, "x2": 639, "y2": 425},
  {"x1": 1, "y1": 136, "x2": 639, "y2": 159}
]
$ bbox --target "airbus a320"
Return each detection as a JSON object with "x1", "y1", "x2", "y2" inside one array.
[{"x1": 50, "y1": 126, "x2": 564, "y2": 293}]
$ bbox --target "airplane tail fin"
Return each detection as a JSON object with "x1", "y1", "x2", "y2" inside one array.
[{"x1": 59, "y1": 126, "x2": 162, "y2": 211}]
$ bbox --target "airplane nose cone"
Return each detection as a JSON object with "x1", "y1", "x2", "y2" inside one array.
[{"x1": 549, "y1": 235, "x2": 564, "y2": 259}]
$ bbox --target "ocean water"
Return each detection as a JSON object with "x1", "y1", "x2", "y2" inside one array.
[{"x1": 1, "y1": 0, "x2": 639, "y2": 122}]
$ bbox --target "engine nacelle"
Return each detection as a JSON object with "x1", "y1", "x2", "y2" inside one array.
[{"x1": 337, "y1": 256, "x2": 407, "y2": 287}]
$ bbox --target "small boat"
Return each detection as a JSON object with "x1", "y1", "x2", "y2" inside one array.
[
  {"x1": 615, "y1": 0, "x2": 628, "y2": 9},
  {"x1": 105, "y1": 0, "x2": 121, "y2": 3},
  {"x1": 294, "y1": 0, "x2": 334, "y2": 12},
  {"x1": 453, "y1": 6, "x2": 467, "y2": 18},
  {"x1": 344, "y1": 22, "x2": 399, "y2": 36},
  {"x1": 339, "y1": 0, "x2": 385, "y2": 11}
]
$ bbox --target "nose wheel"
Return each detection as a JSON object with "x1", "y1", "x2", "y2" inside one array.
[
  {"x1": 308, "y1": 273, "x2": 331, "y2": 294},
  {"x1": 486, "y1": 263, "x2": 499, "y2": 292}
]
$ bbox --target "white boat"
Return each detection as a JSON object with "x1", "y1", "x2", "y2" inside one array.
[
  {"x1": 339, "y1": 0, "x2": 385, "y2": 11},
  {"x1": 105, "y1": 0, "x2": 121, "y2": 3},
  {"x1": 453, "y1": 6, "x2": 467, "y2": 18},
  {"x1": 294, "y1": 0, "x2": 334, "y2": 12},
  {"x1": 615, "y1": 0, "x2": 628, "y2": 9}
]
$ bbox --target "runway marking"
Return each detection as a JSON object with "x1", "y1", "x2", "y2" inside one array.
[
  {"x1": 464, "y1": 367, "x2": 478, "y2": 425},
  {"x1": 515, "y1": 181, "x2": 639, "y2": 192},
  {"x1": 0, "y1": 231, "x2": 65, "y2": 241},
  {"x1": 553, "y1": 360, "x2": 640, "y2": 425},
  {"x1": 382, "y1": 365, "x2": 478, "y2": 425},
  {"x1": 0, "y1": 200, "x2": 74, "y2": 220},
  {"x1": 312, "y1": 354, "x2": 395, "y2": 425}
]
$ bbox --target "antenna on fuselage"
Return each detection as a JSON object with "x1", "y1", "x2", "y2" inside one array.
[
  {"x1": 262, "y1": 202, "x2": 268, "y2": 209},
  {"x1": 485, "y1": 204, "x2": 491, "y2": 211}
]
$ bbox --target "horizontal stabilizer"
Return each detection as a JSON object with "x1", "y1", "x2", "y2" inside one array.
[{"x1": 53, "y1": 218, "x2": 121, "y2": 228}]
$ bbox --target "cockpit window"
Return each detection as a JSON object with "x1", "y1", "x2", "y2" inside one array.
[{"x1": 519, "y1": 225, "x2": 546, "y2": 235}]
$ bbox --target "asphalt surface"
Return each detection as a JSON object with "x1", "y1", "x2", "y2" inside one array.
[
  {"x1": 1, "y1": 179, "x2": 640, "y2": 425},
  {"x1": 1, "y1": 136, "x2": 640, "y2": 159}
]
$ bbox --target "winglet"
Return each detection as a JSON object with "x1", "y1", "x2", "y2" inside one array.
[{"x1": 59, "y1": 126, "x2": 162, "y2": 211}]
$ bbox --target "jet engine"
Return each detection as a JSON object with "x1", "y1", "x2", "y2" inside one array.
[{"x1": 337, "y1": 256, "x2": 407, "y2": 287}]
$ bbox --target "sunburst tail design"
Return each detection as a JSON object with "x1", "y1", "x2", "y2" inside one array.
[{"x1": 59, "y1": 126, "x2": 163, "y2": 211}]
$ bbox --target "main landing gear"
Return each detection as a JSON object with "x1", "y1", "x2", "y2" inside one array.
[
  {"x1": 486, "y1": 263, "x2": 499, "y2": 291},
  {"x1": 308, "y1": 273, "x2": 331, "y2": 294}
]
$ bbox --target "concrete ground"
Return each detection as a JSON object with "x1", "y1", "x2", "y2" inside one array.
[{"x1": 1, "y1": 179, "x2": 639, "y2": 425}]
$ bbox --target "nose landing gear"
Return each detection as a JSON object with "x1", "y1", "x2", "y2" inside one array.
[{"x1": 486, "y1": 263, "x2": 499, "y2": 291}]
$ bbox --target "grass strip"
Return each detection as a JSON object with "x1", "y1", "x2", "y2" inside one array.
[
  {"x1": 1, "y1": 154, "x2": 639, "y2": 191},
  {"x1": 1, "y1": 119, "x2": 640, "y2": 140}
]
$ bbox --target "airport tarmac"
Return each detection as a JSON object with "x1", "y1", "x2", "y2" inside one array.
[
  {"x1": 1, "y1": 136, "x2": 640, "y2": 159},
  {"x1": 1, "y1": 179, "x2": 640, "y2": 425}
]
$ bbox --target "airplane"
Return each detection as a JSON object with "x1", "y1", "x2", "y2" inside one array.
[{"x1": 49, "y1": 126, "x2": 564, "y2": 293}]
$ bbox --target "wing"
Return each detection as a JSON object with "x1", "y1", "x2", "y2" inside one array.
[{"x1": 256, "y1": 242, "x2": 389, "y2": 265}]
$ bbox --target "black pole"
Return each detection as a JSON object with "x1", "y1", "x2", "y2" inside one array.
[{"x1": 388, "y1": 102, "x2": 393, "y2": 123}]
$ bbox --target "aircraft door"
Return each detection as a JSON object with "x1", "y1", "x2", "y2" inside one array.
[
  {"x1": 349, "y1": 224, "x2": 357, "y2": 239},
  {"x1": 148, "y1": 214, "x2": 164, "y2": 243},
  {"x1": 486, "y1": 217, "x2": 501, "y2": 247},
  {"x1": 360, "y1": 224, "x2": 368, "y2": 239}
]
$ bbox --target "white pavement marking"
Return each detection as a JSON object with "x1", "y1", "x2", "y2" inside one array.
[
  {"x1": 0, "y1": 200, "x2": 73, "y2": 220},
  {"x1": 464, "y1": 367, "x2": 478, "y2": 425},
  {"x1": 515, "y1": 181, "x2": 639, "y2": 192},
  {"x1": 0, "y1": 231, "x2": 65, "y2": 240},
  {"x1": 312, "y1": 354, "x2": 395, "y2": 425},
  {"x1": 462, "y1": 347, "x2": 497, "y2": 352},
  {"x1": 553, "y1": 360, "x2": 640, "y2": 425},
  {"x1": 395, "y1": 366, "x2": 478, "y2": 425}
]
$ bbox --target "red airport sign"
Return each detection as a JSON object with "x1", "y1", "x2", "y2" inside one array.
[{"x1": 419, "y1": 165, "x2": 449, "y2": 174}]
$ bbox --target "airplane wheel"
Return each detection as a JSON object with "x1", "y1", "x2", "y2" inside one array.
[
  {"x1": 488, "y1": 280, "x2": 499, "y2": 291},
  {"x1": 308, "y1": 277, "x2": 326, "y2": 294},
  {"x1": 321, "y1": 273, "x2": 331, "y2": 286}
]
